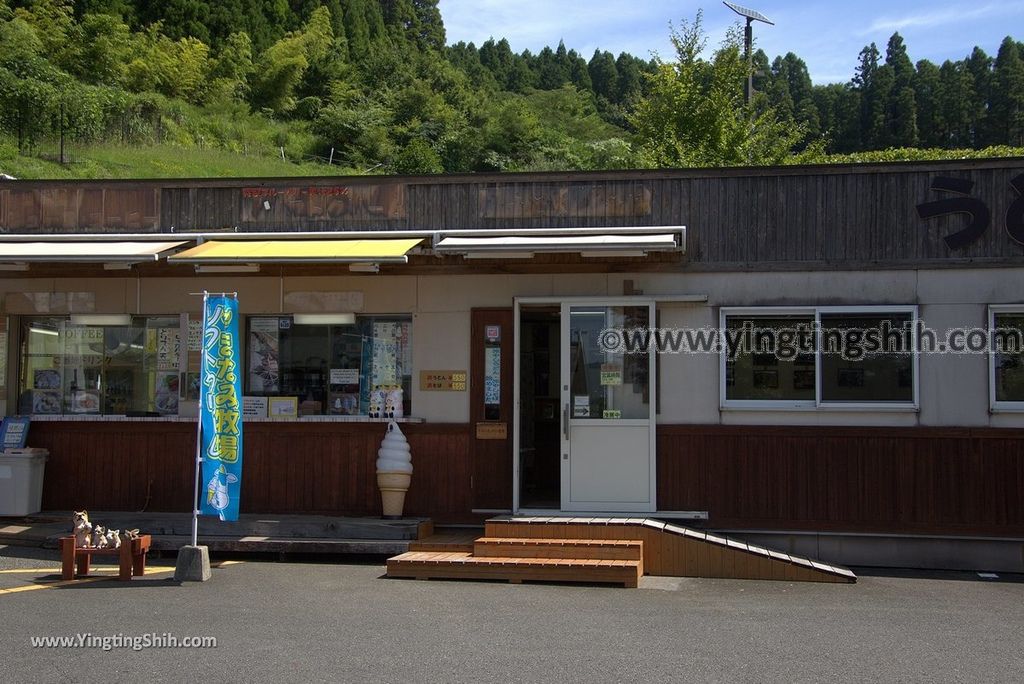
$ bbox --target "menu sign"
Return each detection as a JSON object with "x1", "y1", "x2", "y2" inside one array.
[{"x1": 420, "y1": 370, "x2": 467, "y2": 391}]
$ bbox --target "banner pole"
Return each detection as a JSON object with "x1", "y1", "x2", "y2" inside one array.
[{"x1": 190, "y1": 290, "x2": 209, "y2": 548}]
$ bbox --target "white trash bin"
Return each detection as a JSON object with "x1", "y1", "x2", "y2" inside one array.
[{"x1": 0, "y1": 448, "x2": 48, "y2": 516}]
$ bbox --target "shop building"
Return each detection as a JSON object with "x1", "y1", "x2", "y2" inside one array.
[{"x1": 1, "y1": 159, "x2": 1022, "y2": 569}]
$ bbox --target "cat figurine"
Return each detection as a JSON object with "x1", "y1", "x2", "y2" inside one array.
[
  {"x1": 91, "y1": 525, "x2": 108, "y2": 549},
  {"x1": 72, "y1": 510, "x2": 93, "y2": 548}
]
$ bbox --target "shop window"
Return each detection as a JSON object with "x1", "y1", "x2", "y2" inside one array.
[
  {"x1": 723, "y1": 314, "x2": 816, "y2": 405},
  {"x1": 721, "y1": 307, "x2": 918, "y2": 410},
  {"x1": 990, "y1": 307, "x2": 1024, "y2": 409},
  {"x1": 818, "y1": 312, "x2": 914, "y2": 404},
  {"x1": 17, "y1": 316, "x2": 183, "y2": 416},
  {"x1": 245, "y1": 315, "x2": 412, "y2": 417}
]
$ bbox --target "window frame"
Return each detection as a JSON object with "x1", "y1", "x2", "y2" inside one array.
[
  {"x1": 720, "y1": 305, "x2": 920, "y2": 412},
  {"x1": 718, "y1": 306, "x2": 817, "y2": 411},
  {"x1": 16, "y1": 313, "x2": 187, "y2": 417},
  {"x1": 242, "y1": 313, "x2": 414, "y2": 418},
  {"x1": 989, "y1": 305, "x2": 1024, "y2": 412}
]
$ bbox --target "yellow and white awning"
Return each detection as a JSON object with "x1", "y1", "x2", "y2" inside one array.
[
  {"x1": 168, "y1": 238, "x2": 423, "y2": 264},
  {"x1": 0, "y1": 240, "x2": 188, "y2": 263}
]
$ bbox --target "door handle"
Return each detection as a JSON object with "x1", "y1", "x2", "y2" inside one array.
[{"x1": 563, "y1": 402, "x2": 569, "y2": 439}]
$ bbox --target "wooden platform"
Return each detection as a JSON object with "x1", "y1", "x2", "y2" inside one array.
[
  {"x1": 388, "y1": 550, "x2": 642, "y2": 587},
  {"x1": 386, "y1": 517, "x2": 856, "y2": 587}
]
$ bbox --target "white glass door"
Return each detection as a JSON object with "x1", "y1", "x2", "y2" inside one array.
[{"x1": 560, "y1": 302, "x2": 656, "y2": 512}]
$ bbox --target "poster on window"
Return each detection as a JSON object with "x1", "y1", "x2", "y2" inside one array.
[
  {"x1": 248, "y1": 318, "x2": 280, "y2": 393},
  {"x1": 154, "y1": 372, "x2": 179, "y2": 415},
  {"x1": 157, "y1": 328, "x2": 181, "y2": 371},
  {"x1": 398, "y1": 322, "x2": 412, "y2": 375},
  {"x1": 372, "y1": 322, "x2": 398, "y2": 386},
  {"x1": 484, "y1": 347, "x2": 501, "y2": 405}
]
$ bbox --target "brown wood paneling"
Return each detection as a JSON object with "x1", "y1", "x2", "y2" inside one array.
[
  {"x1": 29, "y1": 420, "x2": 475, "y2": 522},
  {"x1": 4, "y1": 160, "x2": 1024, "y2": 269},
  {"x1": 469, "y1": 308, "x2": 514, "y2": 510},
  {"x1": 656, "y1": 425, "x2": 1024, "y2": 536}
]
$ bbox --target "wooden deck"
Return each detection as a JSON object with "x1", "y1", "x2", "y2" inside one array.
[
  {"x1": 387, "y1": 551, "x2": 642, "y2": 588},
  {"x1": 386, "y1": 517, "x2": 856, "y2": 587}
]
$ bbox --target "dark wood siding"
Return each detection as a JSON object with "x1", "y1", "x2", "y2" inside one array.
[
  {"x1": 3, "y1": 160, "x2": 1023, "y2": 268},
  {"x1": 31, "y1": 421, "x2": 475, "y2": 523},
  {"x1": 28, "y1": 420, "x2": 1024, "y2": 535},
  {"x1": 657, "y1": 425, "x2": 1024, "y2": 536},
  {"x1": 469, "y1": 308, "x2": 514, "y2": 510}
]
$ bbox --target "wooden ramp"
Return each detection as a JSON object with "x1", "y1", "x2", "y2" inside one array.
[{"x1": 386, "y1": 517, "x2": 856, "y2": 587}]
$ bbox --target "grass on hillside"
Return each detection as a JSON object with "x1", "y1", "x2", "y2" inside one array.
[{"x1": 0, "y1": 138, "x2": 359, "y2": 180}]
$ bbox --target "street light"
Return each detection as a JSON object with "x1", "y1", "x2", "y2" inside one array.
[{"x1": 723, "y1": 1, "x2": 774, "y2": 104}]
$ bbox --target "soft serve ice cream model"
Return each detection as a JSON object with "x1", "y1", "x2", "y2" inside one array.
[{"x1": 376, "y1": 421, "x2": 413, "y2": 517}]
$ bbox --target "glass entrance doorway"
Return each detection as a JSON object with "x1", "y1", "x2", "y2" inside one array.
[
  {"x1": 517, "y1": 306, "x2": 561, "y2": 508},
  {"x1": 515, "y1": 298, "x2": 657, "y2": 513}
]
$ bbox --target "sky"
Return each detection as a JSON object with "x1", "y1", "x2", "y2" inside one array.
[{"x1": 437, "y1": 0, "x2": 1024, "y2": 84}]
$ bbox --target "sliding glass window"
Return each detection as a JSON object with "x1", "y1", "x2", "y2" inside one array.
[
  {"x1": 990, "y1": 307, "x2": 1024, "y2": 410},
  {"x1": 721, "y1": 307, "x2": 918, "y2": 410},
  {"x1": 245, "y1": 315, "x2": 412, "y2": 417},
  {"x1": 18, "y1": 316, "x2": 183, "y2": 416}
]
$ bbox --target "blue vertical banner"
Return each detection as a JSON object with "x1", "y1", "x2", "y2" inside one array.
[{"x1": 199, "y1": 295, "x2": 243, "y2": 521}]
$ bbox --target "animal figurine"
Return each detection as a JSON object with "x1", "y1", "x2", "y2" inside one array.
[
  {"x1": 368, "y1": 386, "x2": 387, "y2": 419},
  {"x1": 91, "y1": 525, "x2": 108, "y2": 549},
  {"x1": 384, "y1": 386, "x2": 403, "y2": 419},
  {"x1": 121, "y1": 528, "x2": 141, "y2": 542},
  {"x1": 105, "y1": 529, "x2": 122, "y2": 549},
  {"x1": 73, "y1": 510, "x2": 93, "y2": 548}
]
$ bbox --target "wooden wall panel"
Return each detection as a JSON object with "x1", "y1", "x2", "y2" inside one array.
[
  {"x1": 469, "y1": 308, "x2": 514, "y2": 510},
  {"x1": 656, "y1": 425, "x2": 1024, "y2": 536},
  {"x1": 5, "y1": 161, "x2": 1022, "y2": 268},
  {"x1": 30, "y1": 421, "x2": 475, "y2": 523}
]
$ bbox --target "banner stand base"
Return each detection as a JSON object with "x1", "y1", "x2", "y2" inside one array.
[{"x1": 174, "y1": 545, "x2": 212, "y2": 582}]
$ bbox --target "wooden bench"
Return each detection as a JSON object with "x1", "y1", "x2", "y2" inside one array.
[{"x1": 59, "y1": 535, "x2": 152, "y2": 581}]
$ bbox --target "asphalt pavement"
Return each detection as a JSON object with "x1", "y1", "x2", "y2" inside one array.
[{"x1": 1, "y1": 544, "x2": 1022, "y2": 683}]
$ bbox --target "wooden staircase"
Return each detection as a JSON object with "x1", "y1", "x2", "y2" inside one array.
[{"x1": 386, "y1": 516, "x2": 856, "y2": 588}]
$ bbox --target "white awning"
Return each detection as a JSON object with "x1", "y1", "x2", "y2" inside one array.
[
  {"x1": 433, "y1": 228, "x2": 684, "y2": 258},
  {"x1": 0, "y1": 240, "x2": 188, "y2": 263}
]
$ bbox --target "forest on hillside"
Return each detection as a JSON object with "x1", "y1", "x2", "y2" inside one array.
[{"x1": 0, "y1": 0, "x2": 1021, "y2": 177}]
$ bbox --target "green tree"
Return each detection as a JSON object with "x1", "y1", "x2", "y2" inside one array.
[
  {"x1": 938, "y1": 59, "x2": 976, "y2": 147},
  {"x1": 392, "y1": 136, "x2": 442, "y2": 173},
  {"x1": 966, "y1": 46, "x2": 993, "y2": 145},
  {"x1": 991, "y1": 37, "x2": 1024, "y2": 146},
  {"x1": 588, "y1": 49, "x2": 618, "y2": 103},
  {"x1": 883, "y1": 34, "x2": 917, "y2": 147},
  {"x1": 913, "y1": 59, "x2": 943, "y2": 147},
  {"x1": 630, "y1": 12, "x2": 819, "y2": 167},
  {"x1": 208, "y1": 30, "x2": 253, "y2": 102},
  {"x1": 14, "y1": 0, "x2": 74, "y2": 62},
  {"x1": 446, "y1": 41, "x2": 497, "y2": 90},
  {"x1": 250, "y1": 6, "x2": 334, "y2": 114},
  {"x1": 63, "y1": 12, "x2": 133, "y2": 86}
]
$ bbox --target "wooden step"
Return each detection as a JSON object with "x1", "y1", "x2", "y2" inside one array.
[
  {"x1": 409, "y1": 531, "x2": 478, "y2": 553},
  {"x1": 386, "y1": 551, "x2": 640, "y2": 588},
  {"x1": 473, "y1": 537, "x2": 643, "y2": 565},
  {"x1": 482, "y1": 517, "x2": 857, "y2": 584}
]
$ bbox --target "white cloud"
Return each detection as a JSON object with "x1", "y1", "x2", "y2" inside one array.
[{"x1": 861, "y1": 2, "x2": 1024, "y2": 35}]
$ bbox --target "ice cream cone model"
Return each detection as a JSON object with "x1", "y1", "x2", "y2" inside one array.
[{"x1": 376, "y1": 421, "x2": 413, "y2": 518}]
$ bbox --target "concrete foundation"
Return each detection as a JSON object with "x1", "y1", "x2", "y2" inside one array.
[
  {"x1": 726, "y1": 531, "x2": 1024, "y2": 573},
  {"x1": 174, "y1": 545, "x2": 212, "y2": 582}
]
